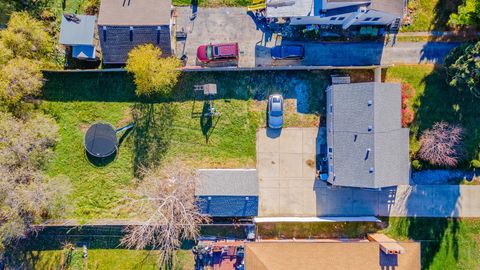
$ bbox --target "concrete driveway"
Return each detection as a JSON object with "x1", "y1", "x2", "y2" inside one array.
[
  {"x1": 257, "y1": 128, "x2": 321, "y2": 216},
  {"x1": 256, "y1": 128, "x2": 480, "y2": 218},
  {"x1": 175, "y1": 7, "x2": 263, "y2": 68}
]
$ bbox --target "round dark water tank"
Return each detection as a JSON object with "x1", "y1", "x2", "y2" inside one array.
[{"x1": 84, "y1": 123, "x2": 117, "y2": 158}]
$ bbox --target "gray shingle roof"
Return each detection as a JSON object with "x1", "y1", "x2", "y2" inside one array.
[
  {"x1": 59, "y1": 15, "x2": 96, "y2": 45},
  {"x1": 98, "y1": 25, "x2": 171, "y2": 64},
  {"x1": 195, "y1": 169, "x2": 258, "y2": 196},
  {"x1": 326, "y1": 82, "x2": 409, "y2": 188}
]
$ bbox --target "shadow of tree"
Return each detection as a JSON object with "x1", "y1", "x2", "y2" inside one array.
[
  {"x1": 131, "y1": 103, "x2": 176, "y2": 177},
  {"x1": 431, "y1": 0, "x2": 463, "y2": 31}
]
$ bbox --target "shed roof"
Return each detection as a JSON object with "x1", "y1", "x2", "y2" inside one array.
[
  {"x1": 59, "y1": 14, "x2": 96, "y2": 45},
  {"x1": 327, "y1": 82, "x2": 409, "y2": 188},
  {"x1": 98, "y1": 0, "x2": 171, "y2": 26},
  {"x1": 245, "y1": 241, "x2": 421, "y2": 270},
  {"x1": 196, "y1": 169, "x2": 258, "y2": 196}
]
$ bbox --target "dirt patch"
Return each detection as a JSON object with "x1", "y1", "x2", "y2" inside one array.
[
  {"x1": 116, "y1": 108, "x2": 133, "y2": 127},
  {"x1": 306, "y1": 159, "x2": 315, "y2": 168},
  {"x1": 79, "y1": 123, "x2": 90, "y2": 134}
]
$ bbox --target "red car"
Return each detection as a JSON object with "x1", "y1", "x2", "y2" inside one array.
[{"x1": 196, "y1": 43, "x2": 239, "y2": 63}]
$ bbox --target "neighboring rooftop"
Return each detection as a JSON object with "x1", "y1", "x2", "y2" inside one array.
[
  {"x1": 245, "y1": 241, "x2": 421, "y2": 270},
  {"x1": 196, "y1": 169, "x2": 259, "y2": 217},
  {"x1": 59, "y1": 14, "x2": 95, "y2": 45},
  {"x1": 98, "y1": 0, "x2": 171, "y2": 26},
  {"x1": 266, "y1": 0, "x2": 404, "y2": 18},
  {"x1": 196, "y1": 169, "x2": 258, "y2": 196},
  {"x1": 326, "y1": 82, "x2": 409, "y2": 188}
]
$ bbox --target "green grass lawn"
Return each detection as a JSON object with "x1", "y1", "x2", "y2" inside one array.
[
  {"x1": 41, "y1": 70, "x2": 327, "y2": 219},
  {"x1": 384, "y1": 65, "x2": 480, "y2": 169},
  {"x1": 17, "y1": 249, "x2": 193, "y2": 270},
  {"x1": 401, "y1": 0, "x2": 462, "y2": 32},
  {"x1": 383, "y1": 218, "x2": 480, "y2": 270}
]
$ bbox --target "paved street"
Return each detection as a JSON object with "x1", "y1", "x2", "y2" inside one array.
[
  {"x1": 176, "y1": 7, "x2": 460, "y2": 67},
  {"x1": 257, "y1": 128, "x2": 480, "y2": 218}
]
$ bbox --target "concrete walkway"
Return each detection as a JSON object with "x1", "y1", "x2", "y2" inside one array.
[{"x1": 257, "y1": 128, "x2": 480, "y2": 218}]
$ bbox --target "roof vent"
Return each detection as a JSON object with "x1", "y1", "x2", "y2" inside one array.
[
  {"x1": 354, "y1": 134, "x2": 358, "y2": 142},
  {"x1": 245, "y1": 196, "x2": 250, "y2": 201},
  {"x1": 369, "y1": 167, "x2": 374, "y2": 173},
  {"x1": 207, "y1": 196, "x2": 212, "y2": 200},
  {"x1": 365, "y1": 148, "x2": 371, "y2": 160},
  {"x1": 368, "y1": 100, "x2": 373, "y2": 106},
  {"x1": 157, "y1": 26, "x2": 161, "y2": 44},
  {"x1": 102, "y1": 26, "x2": 107, "y2": 42},
  {"x1": 368, "y1": 125, "x2": 373, "y2": 132},
  {"x1": 129, "y1": 26, "x2": 134, "y2": 41}
]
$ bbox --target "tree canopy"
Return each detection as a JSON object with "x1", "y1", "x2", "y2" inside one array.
[
  {"x1": 126, "y1": 44, "x2": 182, "y2": 96},
  {"x1": 444, "y1": 41, "x2": 480, "y2": 98},
  {"x1": 0, "y1": 112, "x2": 70, "y2": 251},
  {"x1": 0, "y1": 12, "x2": 54, "y2": 61},
  {"x1": 448, "y1": 0, "x2": 480, "y2": 28},
  {"x1": 0, "y1": 58, "x2": 43, "y2": 107}
]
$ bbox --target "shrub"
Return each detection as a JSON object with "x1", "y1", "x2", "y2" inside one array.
[
  {"x1": 412, "y1": 159, "x2": 423, "y2": 171},
  {"x1": 401, "y1": 82, "x2": 415, "y2": 127},
  {"x1": 471, "y1": 160, "x2": 480, "y2": 169},
  {"x1": 417, "y1": 122, "x2": 465, "y2": 167}
]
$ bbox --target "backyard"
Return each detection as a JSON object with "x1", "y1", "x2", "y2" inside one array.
[
  {"x1": 41, "y1": 70, "x2": 327, "y2": 219},
  {"x1": 401, "y1": 0, "x2": 463, "y2": 32}
]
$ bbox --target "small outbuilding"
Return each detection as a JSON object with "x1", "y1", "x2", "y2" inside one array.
[{"x1": 59, "y1": 14, "x2": 96, "y2": 59}]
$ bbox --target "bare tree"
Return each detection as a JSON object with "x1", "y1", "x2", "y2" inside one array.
[
  {"x1": 417, "y1": 122, "x2": 465, "y2": 167},
  {"x1": 121, "y1": 163, "x2": 209, "y2": 267}
]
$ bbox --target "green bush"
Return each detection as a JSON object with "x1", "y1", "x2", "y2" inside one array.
[
  {"x1": 471, "y1": 160, "x2": 480, "y2": 169},
  {"x1": 412, "y1": 159, "x2": 423, "y2": 171}
]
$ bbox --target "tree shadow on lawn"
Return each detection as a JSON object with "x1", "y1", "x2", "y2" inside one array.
[
  {"x1": 413, "y1": 65, "x2": 480, "y2": 165},
  {"x1": 131, "y1": 102, "x2": 176, "y2": 177},
  {"x1": 431, "y1": 0, "x2": 462, "y2": 31},
  {"x1": 383, "y1": 217, "x2": 460, "y2": 270}
]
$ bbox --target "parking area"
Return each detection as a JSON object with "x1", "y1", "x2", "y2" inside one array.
[{"x1": 175, "y1": 7, "x2": 265, "y2": 68}]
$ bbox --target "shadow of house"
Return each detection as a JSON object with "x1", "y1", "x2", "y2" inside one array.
[{"x1": 131, "y1": 103, "x2": 175, "y2": 176}]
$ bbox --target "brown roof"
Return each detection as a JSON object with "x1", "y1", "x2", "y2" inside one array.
[
  {"x1": 245, "y1": 241, "x2": 420, "y2": 270},
  {"x1": 98, "y1": 0, "x2": 171, "y2": 26}
]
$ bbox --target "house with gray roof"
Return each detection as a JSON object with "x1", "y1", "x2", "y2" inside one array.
[
  {"x1": 266, "y1": 0, "x2": 405, "y2": 31},
  {"x1": 196, "y1": 169, "x2": 258, "y2": 217},
  {"x1": 325, "y1": 82, "x2": 409, "y2": 188},
  {"x1": 98, "y1": 0, "x2": 172, "y2": 64}
]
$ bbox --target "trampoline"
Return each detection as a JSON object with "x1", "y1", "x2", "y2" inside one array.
[{"x1": 84, "y1": 122, "x2": 118, "y2": 158}]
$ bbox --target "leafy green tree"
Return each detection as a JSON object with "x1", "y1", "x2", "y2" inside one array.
[
  {"x1": 126, "y1": 44, "x2": 182, "y2": 96},
  {"x1": 448, "y1": 0, "x2": 480, "y2": 28},
  {"x1": 0, "y1": 43, "x2": 13, "y2": 66},
  {"x1": 0, "y1": 58, "x2": 43, "y2": 107},
  {"x1": 0, "y1": 12, "x2": 55, "y2": 61},
  {"x1": 444, "y1": 41, "x2": 480, "y2": 98},
  {"x1": 0, "y1": 112, "x2": 70, "y2": 252}
]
